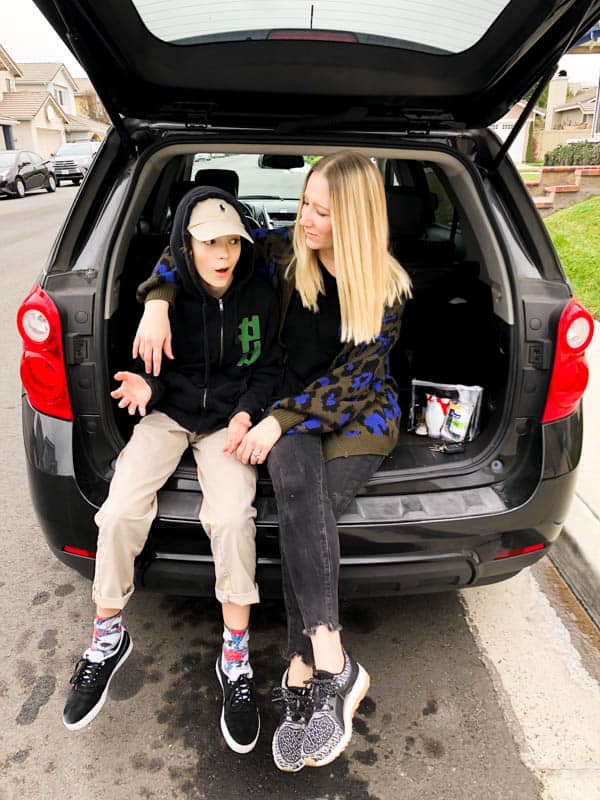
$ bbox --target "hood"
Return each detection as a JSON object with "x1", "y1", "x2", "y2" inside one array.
[{"x1": 170, "y1": 185, "x2": 256, "y2": 300}]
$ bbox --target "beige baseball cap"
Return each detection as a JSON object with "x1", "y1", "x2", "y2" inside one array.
[{"x1": 187, "y1": 197, "x2": 253, "y2": 243}]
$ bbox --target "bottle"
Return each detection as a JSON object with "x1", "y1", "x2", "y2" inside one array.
[{"x1": 425, "y1": 394, "x2": 450, "y2": 438}]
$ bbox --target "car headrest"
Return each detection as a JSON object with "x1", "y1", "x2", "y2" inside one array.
[
  {"x1": 194, "y1": 168, "x2": 239, "y2": 197},
  {"x1": 385, "y1": 186, "x2": 434, "y2": 238},
  {"x1": 169, "y1": 180, "x2": 197, "y2": 212}
]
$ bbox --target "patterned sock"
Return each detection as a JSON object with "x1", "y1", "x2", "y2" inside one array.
[
  {"x1": 84, "y1": 613, "x2": 123, "y2": 663},
  {"x1": 221, "y1": 625, "x2": 252, "y2": 682}
]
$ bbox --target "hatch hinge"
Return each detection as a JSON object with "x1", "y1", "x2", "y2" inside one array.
[{"x1": 490, "y1": 64, "x2": 557, "y2": 174}]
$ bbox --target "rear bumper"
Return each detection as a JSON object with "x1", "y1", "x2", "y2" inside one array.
[
  {"x1": 23, "y1": 398, "x2": 582, "y2": 597},
  {"x1": 54, "y1": 169, "x2": 84, "y2": 180}
]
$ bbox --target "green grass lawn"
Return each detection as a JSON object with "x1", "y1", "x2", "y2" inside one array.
[{"x1": 544, "y1": 196, "x2": 600, "y2": 319}]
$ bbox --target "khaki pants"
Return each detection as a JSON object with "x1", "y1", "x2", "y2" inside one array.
[{"x1": 92, "y1": 412, "x2": 258, "y2": 610}]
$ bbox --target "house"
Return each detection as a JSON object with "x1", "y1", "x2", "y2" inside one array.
[
  {"x1": 16, "y1": 62, "x2": 79, "y2": 115},
  {"x1": 15, "y1": 61, "x2": 108, "y2": 146},
  {"x1": 534, "y1": 69, "x2": 599, "y2": 157},
  {"x1": 488, "y1": 102, "x2": 545, "y2": 165},
  {"x1": 0, "y1": 44, "x2": 21, "y2": 150},
  {"x1": 545, "y1": 71, "x2": 597, "y2": 130},
  {"x1": 74, "y1": 77, "x2": 109, "y2": 125},
  {"x1": 0, "y1": 91, "x2": 69, "y2": 156},
  {"x1": 550, "y1": 89, "x2": 596, "y2": 129}
]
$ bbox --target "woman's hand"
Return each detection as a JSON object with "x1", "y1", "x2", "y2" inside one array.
[
  {"x1": 223, "y1": 412, "x2": 252, "y2": 455},
  {"x1": 236, "y1": 416, "x2": 282, "y2": 465},
  {"x1": 111, "y1": 371, "x2": 152, "y2": 416},
  {"x1": 132, "y1": 299, "x2": 173, "y2": 376}
]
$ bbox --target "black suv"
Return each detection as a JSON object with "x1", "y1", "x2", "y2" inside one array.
[{"x1": 18, "y1": 0, "x2": 597, "y2": 599}]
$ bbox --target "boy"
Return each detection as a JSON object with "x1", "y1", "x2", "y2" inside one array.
[{"x1": 63, "y1": 187, "x2": 281, "y2": 754}]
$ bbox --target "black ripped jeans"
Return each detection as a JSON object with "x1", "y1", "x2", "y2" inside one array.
[{"x1": 267, "y1": 434, "x2": 383, "y2": 666}]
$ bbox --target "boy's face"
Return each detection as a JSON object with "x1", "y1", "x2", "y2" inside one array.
[{"x1": 190, "y1": 235, "x2": 241, "y2": 297}]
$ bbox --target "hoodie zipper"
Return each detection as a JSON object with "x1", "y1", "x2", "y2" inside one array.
[
  {"x1": 202, "y1": 298, "x2": 224, "y2": 410},
  {"x1": 218, "y1": 298, "x2": 224, "y2": 368}
]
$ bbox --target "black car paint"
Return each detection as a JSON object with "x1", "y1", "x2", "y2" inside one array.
[
  {"x1": 32, "y1": 0, "x2": 600, "y2": 130},
  {"x1": 19, "y1": 119, "x2": 584, "y2": 597},
  {"x1": 0, "y1": 150, "x2": 56, "y2": 198},
  {"x1": 22, "y1": 395, "x2": 581, "y2": 597},
  {"x1": 19, "y1": 0, "x2": 594, "y2": 599}
]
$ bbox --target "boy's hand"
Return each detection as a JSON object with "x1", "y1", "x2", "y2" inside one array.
[
  {"x1": 223, "y1": 412, "x2": 252, "y2": 454},
  {"x1": 132, "y1": 299, "x2": 174, "y2": 376},
  {"x1": 111, "y1": 371, "x2": 152, "y2": 416},
  {"x1": 236, "y1": 416, "x2": 282, "y2": 465}
]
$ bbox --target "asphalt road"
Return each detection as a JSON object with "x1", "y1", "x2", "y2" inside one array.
[{"x1": 1, "y1": 185, "x2": 599, "y2": 800}]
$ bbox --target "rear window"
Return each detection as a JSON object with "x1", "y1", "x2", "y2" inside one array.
[
  {"x1": 55, "y1": 142, "x2": 99, "y2": 156},
  {"x1": 191, "y1": 153, "x2": 308, "y2": 199},
  {"x1": 131, "y1": 0, "x2": 512, "y2": 54},
  {"x1": 0, "y1": 152, "x2": 16, "y2": 168}
]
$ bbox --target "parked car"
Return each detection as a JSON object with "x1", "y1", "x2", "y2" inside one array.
[
  {"x1": 0, "y1": 149, "x2": 56, "y2": 198},
  {"x1": 18, "y1": 0, "x2": 598, "y2": 600},
  {"x1": 51, "y1": 140, "x2": 101, "y2": 186}
]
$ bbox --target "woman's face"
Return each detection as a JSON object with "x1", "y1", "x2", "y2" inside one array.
[{"x1": 299, "y1": 171, "x2": 333, "y2": 255}]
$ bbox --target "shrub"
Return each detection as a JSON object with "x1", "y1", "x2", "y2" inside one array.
[{"x1": 544, "y1": 141, "x2": 600, "y2": 166}]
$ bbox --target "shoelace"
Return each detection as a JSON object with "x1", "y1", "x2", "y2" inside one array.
[
  {"x1": 272, "y1": 684, "x2": 312, "y2": 722},
  {"x1": 229, "y1": 674, "x2": 254, "y2": 711},
  {"x1": 310, "y1": 674, "x2": 339, "y2": 712},
  {"x1": 70, "y1": 658, "x2": 104, "y2": 689}
]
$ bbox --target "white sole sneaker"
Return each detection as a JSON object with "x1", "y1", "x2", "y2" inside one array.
[
  {"x1": 272, "y1": 669, "x2": 306, "y2": 773},
  {"x1": 303, "y1": 663, "x2": 370, "y2": 768},
  {"x1": 215, "y1": 659, "x2": 260, "y2": 754},
  {"x1": 63, "y1": 634, "x2": 133, "y2": 731}
]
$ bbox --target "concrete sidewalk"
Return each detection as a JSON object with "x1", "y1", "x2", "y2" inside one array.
[{"x1": 550, "y1": 321, "x2": 600, "y2": 628}]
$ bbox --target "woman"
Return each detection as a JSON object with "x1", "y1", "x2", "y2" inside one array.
[{"x1": 134, "y1": 151, "x2": 412, "y2": 771}]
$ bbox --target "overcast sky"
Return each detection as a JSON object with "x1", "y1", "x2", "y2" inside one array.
[{"x1": 1, "y1": 0, "x2": 599, "y2": 86}]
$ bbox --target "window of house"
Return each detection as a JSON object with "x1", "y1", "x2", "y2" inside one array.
[{"x1": 55, "y1": 88, "x2": 65, "y2": 106}]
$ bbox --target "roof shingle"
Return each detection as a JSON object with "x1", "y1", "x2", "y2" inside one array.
[{"x1": 0, "y1": 92, "x2": 68, "y2": 121}]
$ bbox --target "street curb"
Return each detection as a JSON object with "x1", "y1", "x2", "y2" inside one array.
[{"x1": 549, "y1": 493, "x2": 600, "y2": 629}]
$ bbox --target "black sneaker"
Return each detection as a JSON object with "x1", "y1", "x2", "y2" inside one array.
[
  {"x1": 215, "y1": 657, "x2": 260, "y2": 754},
  {"x1": 271, "y1": 670, "x2": 312, "y2": 772},
  {"x1": 63, "y1": 629, "x2": 133, "y2": 731},
  {"x1": 302, "y1": 652, "x2": 370, "y2": 767}
]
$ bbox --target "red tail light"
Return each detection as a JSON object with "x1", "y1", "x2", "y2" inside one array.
[
  {"x1": 494, "y1": 543, "x2": 545, "y2": 560},
  {"x1": 63, "y1": 546, "x2": 96, "y2": 558},
  {"x1": 16, "y1": 284, "x2": 73, "y2": 421},
  {"x1": 542, "y1": 299, "x2": 594, "y2": 424},
  {"x1": 267, "y1": 30, "x2": 358, "y2": 42}
]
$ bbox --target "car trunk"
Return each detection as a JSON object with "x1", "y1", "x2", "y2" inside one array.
[{"x1": 97, "y1": 141, "x2": 518, "y2": 560}]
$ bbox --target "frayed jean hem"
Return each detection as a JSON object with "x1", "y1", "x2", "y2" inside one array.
[{"x1": 302, "y1": 621, "x2": 343, "y2": 637}]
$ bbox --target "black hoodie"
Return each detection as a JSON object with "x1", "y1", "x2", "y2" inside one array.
[{"x1": 144, "y1": 186, "x2": 281, "y2": 434}]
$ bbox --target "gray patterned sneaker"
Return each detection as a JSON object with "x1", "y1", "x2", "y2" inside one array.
[
  {"x1": 271, "y1": 670, "x2": 312, "y2": 772},
  {"x1": 302, "y1": 652, "x2": 370, "y2": 767}
]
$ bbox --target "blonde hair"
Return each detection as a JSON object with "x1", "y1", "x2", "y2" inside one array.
[{"x1": 289, "y1": 151, "x2": 412, "y2": 344}]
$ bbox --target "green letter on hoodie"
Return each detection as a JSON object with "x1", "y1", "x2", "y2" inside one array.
[{"x1": 237, "y1": 315, "x2": 261, "y2": 367}]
